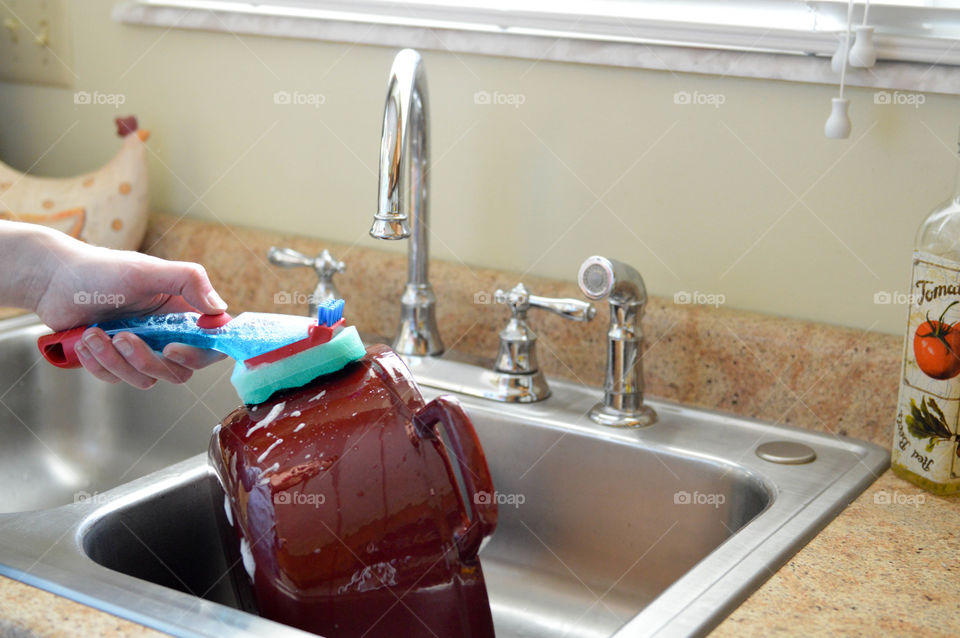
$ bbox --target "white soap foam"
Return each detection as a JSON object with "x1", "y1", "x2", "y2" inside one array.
[
  {"x1": 246, "y1": 402, "x2": 285, "y2": 437},
  {"x1": 294, "y1": 423, "x2": 306, "y2": 433},
  {"x1": 223, "y1": 494, "x2": 233, "y2": 527},
  {"x1": 255, "y1": 462, "x2": 280, "y2": 486},
  {"x1": 291, "y1": 410, "x2": 301, "y2": 417},
  {"x1": 257, "y1": 438, "x2": 283, "y2": 464},
  {"x1": 311, "y1": 391, "x2": 326, "y2": 402},
  {"x1": 240, "y1": 537, "x2": 256, "y2": 581}
]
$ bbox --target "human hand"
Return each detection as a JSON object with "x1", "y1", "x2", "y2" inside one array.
[{"x1": 32, "y1": 233, "x2": 228, "y2": 389}]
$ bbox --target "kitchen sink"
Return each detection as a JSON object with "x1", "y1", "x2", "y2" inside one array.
[
  {"x1": 0, "y1": 314, "x2": 238, "y2": 514},
  {"x1": 0, "y1": 315, "x2": 889, "y2": 637}
]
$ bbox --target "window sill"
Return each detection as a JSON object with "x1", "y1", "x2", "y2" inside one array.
[{"x1": 113, "y1": 1, "x2": 960, "y2": 96}]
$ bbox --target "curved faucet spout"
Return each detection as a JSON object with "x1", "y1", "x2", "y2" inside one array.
[{"x1": 370, "y1": 49, "x2": 444, "y2": 356}]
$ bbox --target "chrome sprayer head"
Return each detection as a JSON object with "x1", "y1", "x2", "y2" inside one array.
[
  {"x1": 577, "y1": 255, "x2": 656, "y2": 427},
  {"x1": 577, "y1": 256, "x2": 647, "y2": 306}
]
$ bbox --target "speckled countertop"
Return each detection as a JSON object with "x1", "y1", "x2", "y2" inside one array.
[{"x1": 1, "y1": 213, "x2": 957, "y2": 637}]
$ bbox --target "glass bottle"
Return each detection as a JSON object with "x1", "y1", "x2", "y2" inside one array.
[{"x1": 892, "y1": 131, "x2": 960, "y2": 495}]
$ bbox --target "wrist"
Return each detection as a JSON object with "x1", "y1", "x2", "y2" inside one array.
[{"x1": 0, "y1": 221, "x2": 68, "y2": 312}]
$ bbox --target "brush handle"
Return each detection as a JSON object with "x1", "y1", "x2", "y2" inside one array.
[{"x1": 37, "y1": 312, "x2": 228, "y2": 369}]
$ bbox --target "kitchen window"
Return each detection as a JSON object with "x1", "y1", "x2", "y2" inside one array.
[{"x1": 114, "y1": 1, "x2": 960, "y2": 92}]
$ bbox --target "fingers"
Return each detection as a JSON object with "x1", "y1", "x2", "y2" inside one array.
[
  {"x1": 148, "y1": 260, "x2": 228, "y2": 315},
  {"x1": 75, "y1": 340, "x2": 122, "y2": 384},
  {"x1": 77, "y1": 328, "x2": 193, "y2": 389},
  {"x1": 162, "y1": 343, "x2": 227, "y2": 370},
  {"x1": 113, "y1": 333, "x2": 195, "y2": 384}
]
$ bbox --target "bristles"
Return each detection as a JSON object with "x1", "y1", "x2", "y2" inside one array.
[{"x1": 317, "y1": 299, "x2": 345, "y2": 326}]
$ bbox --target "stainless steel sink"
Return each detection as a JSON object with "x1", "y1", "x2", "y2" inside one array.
[
  {"x1": 0, "y1": 315, "x2": 889, "y2": 637},
  {"x1": 0, "y1": 315, "x2": 238, "y2": 513}
]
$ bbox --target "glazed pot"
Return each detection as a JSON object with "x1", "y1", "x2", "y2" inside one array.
[{"x1": 209, "y1": 344, "x2": 497, "y2": 638}]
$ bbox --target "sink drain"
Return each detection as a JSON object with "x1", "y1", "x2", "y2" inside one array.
[{"x1": 755, "y1": 441, "x2": 817, "y2": 464}]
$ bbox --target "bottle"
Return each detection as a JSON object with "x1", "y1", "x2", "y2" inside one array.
[{"x1": 892, "y1": 131, "x2": 960, "y2": 495}]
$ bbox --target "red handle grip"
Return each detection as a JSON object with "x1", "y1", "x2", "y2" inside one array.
[
  {"x1": 414, "y1": 395, "x2": 497, "y2": 561},
  {"x1": 37, "y1": 327, "x2": 88, "y2": 369}
]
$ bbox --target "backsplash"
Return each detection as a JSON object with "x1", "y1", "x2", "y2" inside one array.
[{"x1": 144, "y1": 212, "x2": 901, "y2": 447}]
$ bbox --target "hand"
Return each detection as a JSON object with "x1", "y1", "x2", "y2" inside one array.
[{"x1": 31, "y1": 232, "x2": 228, "y2": 389}]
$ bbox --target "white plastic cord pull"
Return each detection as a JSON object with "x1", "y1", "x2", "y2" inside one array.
[
  {"x1": 831, "y1": 34, "x2": 848, "y2": 74},
  {"x1": 826, "y1": 0, "x2": 855, "y2": 139},
  {"x1": 849, "y1": 25, "x2": 876, "y2": 67},
  {"x1": 825, "y1": 98, "x2": 851, "y2": 139}
]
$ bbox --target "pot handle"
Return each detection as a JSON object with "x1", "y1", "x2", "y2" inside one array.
[{"x1": 414, "y1": 395, "x2": 497, "y2": 561}]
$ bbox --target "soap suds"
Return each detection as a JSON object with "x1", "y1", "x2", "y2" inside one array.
[
  {"x1": 294, "y1": 422, "x2": 306, "y2": 433},
  {"x1": 246, "y1": 402, "x2": 285, "y2": 437},
  {"x1": 291, "y1": 410, "x2": 301, "y2": 417},
  {"x1": 311, "y1": 391, "x2": 326, "y2": 402},
  {"x1": 240, "y1": 538, "x2": 256, "y2": 581},
  {"x1": 255, "y1": 461, "x2": 280, "y2": 485},
  {"x1": 337, "y1": 562, "x2": 397, "y2": 594},
  {"x1": 223, "y1": 494, "x2": 233, "y2": 527},
  {"x1": 257, "y1": 438, "x2": 283, "y2": 463}
]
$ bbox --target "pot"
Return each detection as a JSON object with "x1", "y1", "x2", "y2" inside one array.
[{"x1": 210, "y1": 344, "x2": 497, "y2": 637}]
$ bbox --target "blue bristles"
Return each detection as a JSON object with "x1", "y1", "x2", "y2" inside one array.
[{"x1": 317, "y1": 298, "x2": 345, "y2": 326}]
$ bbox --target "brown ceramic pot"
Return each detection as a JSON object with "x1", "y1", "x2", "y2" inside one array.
[{"x1": 210, "y1": 344, "x2": 497, "y2": 637}]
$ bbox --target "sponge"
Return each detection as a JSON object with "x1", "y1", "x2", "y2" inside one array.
[{"x1": 230, "y1": 324, "x2": 365, "y2": 405}]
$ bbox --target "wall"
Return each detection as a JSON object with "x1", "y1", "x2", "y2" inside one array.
[{"x1": 1, "y1": 0, "x2": 957, "y2": 335}]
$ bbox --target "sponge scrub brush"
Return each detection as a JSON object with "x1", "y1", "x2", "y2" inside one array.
[{"x1": 230, "y1": 299, "x2": 366, "y2": 405}]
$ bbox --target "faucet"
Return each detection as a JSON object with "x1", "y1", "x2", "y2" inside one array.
[
  {"x1": 577, "y1": 256, "x2": 657, "y2": 427},
  {"x1": 368, "y1": 49, "x2": 444, "y2": 357}
]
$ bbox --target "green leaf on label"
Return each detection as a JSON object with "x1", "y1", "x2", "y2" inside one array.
[{"x1": 906, "y1": 396, "x2": 954, "y2": 443}]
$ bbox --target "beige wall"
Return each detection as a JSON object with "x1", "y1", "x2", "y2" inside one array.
[{"x1": 1, "y1": 0, "x2": 957, "y2": 334}]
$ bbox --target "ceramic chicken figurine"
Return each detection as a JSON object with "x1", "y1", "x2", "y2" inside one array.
[{"x1": 0, "y1": 116, "x2": 150, "y2": 250}]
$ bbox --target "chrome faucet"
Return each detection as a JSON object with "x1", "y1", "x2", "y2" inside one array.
[
  {"x1": 368, "y1": 49, "x2": 444, "y2": 357},
  {"x1": 578, "y1": 256, "x2": 657, "y2": 427}
]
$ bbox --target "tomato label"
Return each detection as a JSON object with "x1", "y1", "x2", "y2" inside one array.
[{"x1": 893, "y1": 250, "x2": 960, "y2": 490}]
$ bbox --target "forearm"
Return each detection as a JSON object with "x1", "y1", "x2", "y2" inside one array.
[{"x1": 0, "y1": 220, "x2": 66, "y2": 311}]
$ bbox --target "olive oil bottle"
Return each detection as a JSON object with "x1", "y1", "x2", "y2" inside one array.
[{"x1": 893, "y1": 133, "x2": 960, "y2": 495}]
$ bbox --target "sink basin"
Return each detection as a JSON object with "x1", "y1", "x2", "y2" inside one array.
[
  {"x1": 0, "y1": 315, "x2": 889, "y2": 637},
  {"x1": 0, "y1": 315, "x2": 238, "y2": 513}
]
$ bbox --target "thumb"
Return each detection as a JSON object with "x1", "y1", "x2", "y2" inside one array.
[{"x1": 150, "y1": 260, "x2": 228, "y2": 315}]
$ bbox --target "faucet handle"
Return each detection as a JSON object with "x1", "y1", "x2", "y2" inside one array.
[
  {"x1": 267, "y1": 247, "x2": 346, "y2": 316},
  {"x1": 495, "y1": 283, "x2": 596, "y2": 323},
  {"x1": 268, "y1": 247, "x2": 345, "y2": 278},
  {"x1": 487, "y1": 283, "x2": 595, "y2": 403}
]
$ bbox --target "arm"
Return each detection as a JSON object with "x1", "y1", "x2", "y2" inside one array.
[{"x1": 0, "y1": 220, "x2": 228, "y2": 388}]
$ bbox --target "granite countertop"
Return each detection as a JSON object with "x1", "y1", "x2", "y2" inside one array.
[{"x1": 1, "y1": 214, "x2": 957, "y2": 637}]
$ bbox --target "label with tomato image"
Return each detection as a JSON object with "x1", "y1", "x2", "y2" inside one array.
[{"x1": 893, "y1": 250, "x2": 960, "y2": 491}]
